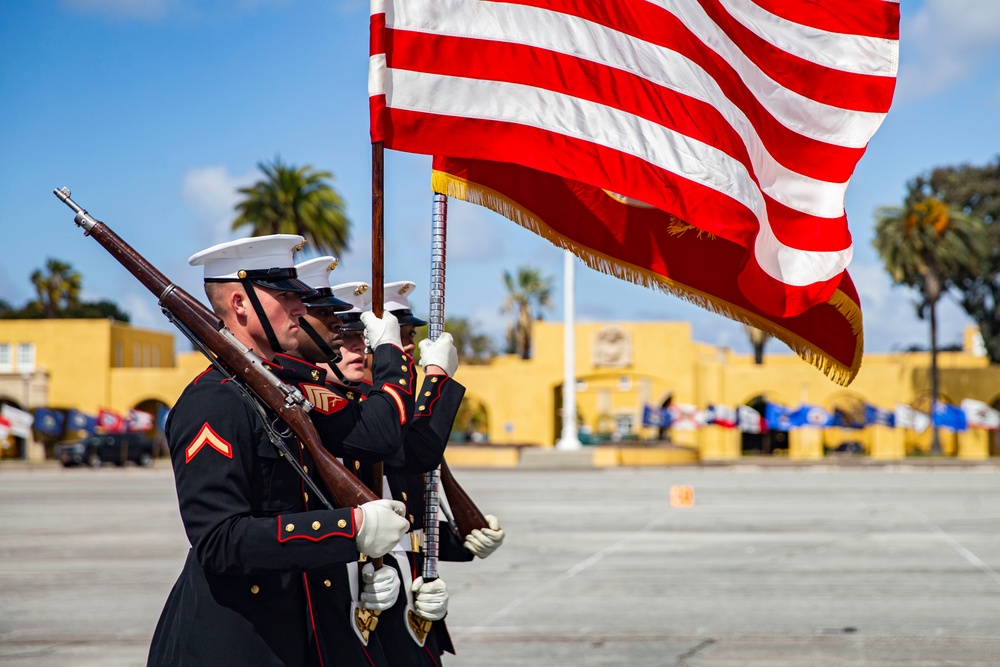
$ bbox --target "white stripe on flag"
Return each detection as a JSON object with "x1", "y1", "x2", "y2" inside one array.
[
  {"x1": 714, "y1": 0, "x2": 899, "y2": 75},
  {"x1": 387, "y1": 0, "x2": 889, "y2": 147},
  {"x1": 386, "y1": 70, "x2": 851, "y2": 285}
]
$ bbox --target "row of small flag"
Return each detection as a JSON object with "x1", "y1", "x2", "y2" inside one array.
[
  {"x1": 28, "y1": 406, "x2": 169, "y2": 437},
  {"x1": 642, "y1": 399, "x2": 1000, "y2": 434}
]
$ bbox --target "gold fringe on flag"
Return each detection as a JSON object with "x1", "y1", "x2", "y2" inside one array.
[{"x1": 432, "y1": 170, "x2": 863, "y2": 386}]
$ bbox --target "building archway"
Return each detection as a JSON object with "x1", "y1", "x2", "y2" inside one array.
[
  {"x1": 453, "y1": 394, "x2": 490, "y2": 443},
  {"x1": 740, "y1": 395, "x2": 788, "y2": 456},
  {"x1": 134, "y1": 398, "x2": 171, "y2": 458},
  {"x1": 0, "y1": 396, "x2": 29, "y2": 460}
]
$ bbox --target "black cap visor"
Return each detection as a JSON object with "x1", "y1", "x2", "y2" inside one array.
[
  {"x1": 304, "y1": 288, "x2": 353, "y2": 312},
  {"x1": 337, "y1": 313, "x2": 365, "y2": 331},
  {"x1": 392, "y1": 309, "x2": 427, "y2": 327}
]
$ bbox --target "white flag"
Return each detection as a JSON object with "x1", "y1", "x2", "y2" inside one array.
[
  {"x1": 894, "y1": 404, "x2": 930, "y2": 434},
  {"x1": 960, "y1": 399, "x2": 1000, "y2": 430},
  {"x1": 737, "y1": 406, "x2": 763, "y2": 434},
  {"x1": 1, "y1": 404, "x2": 33, "y2": 438}
]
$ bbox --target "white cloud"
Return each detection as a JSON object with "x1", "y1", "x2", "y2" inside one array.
[
  {"x1": 896, "y1": 0, "x2": 1000, "y2": 100},
  {"x1": 180, "y1": 165, "x2": 257, "y2": 246}
]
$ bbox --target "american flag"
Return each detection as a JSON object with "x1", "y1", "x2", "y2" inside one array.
[{"x1": 370, "y1": 0, "x2": 899, "y2": 317}]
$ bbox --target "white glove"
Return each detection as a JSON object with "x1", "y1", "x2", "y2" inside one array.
[
  {"x1": 411, "y1": 576, "x2": 448, "y2": 621},
  {"x1": 360, "y1": 311, "x2": 402, "y2": 350},
  {"x1": 418, "y1": 333, "x2": 459, "y2": 377},
  {"x1": 356, "y1": 499, "x2": 409, "y2": 558},
  {"x1": 464, "y1": 514, "x2": 505, "y2": 559},
  {"x1": 360, "y1": 562, "x2": 400, "y2": 611}
]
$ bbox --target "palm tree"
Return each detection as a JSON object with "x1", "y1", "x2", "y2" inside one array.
[
  {"x1": 30, "y1": 259, "x2": 82, "y2": 318},
  {"x1": 445, "y1": 316, "x2": 496, "y2": 364},
  {"x1": 501, "y1": 266, "x2": 553, "y2": 359},
  {"x1": 873, "y1": 196, "x2": 988, "y2": 454},
  {"x1": 232, "y1": 157, "x2": 351, "y2": 257}
]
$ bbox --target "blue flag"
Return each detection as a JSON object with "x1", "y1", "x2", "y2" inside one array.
[
  {"x1": 789, "y1": 404, "x2": 834, "y2": 428},
  {"x1": 864, "y1": 404, "x2": 895, "y2": 428},
  {"x1": 933, "y1": 402, "x2": 968, "y2": 432},
  {"x1": 33, "y1": 408, "x2": 65, "y2": 436},
  {"x1": 642, "y1": 405, "x2": 671, "y2": 428},
  {"x1": 764, "y1": 403, "x2": 793, "y2": 431},
  {"x1": 66, "y1": 408, "x2": 98, "y2": 434},
  {"x1": 156, "y1": 405, "x2": 171, "y2": 432}
]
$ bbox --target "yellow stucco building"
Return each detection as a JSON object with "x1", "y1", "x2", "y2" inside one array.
[{"x1": 2, "y1": 317, "x2": 997, "y2": 462}]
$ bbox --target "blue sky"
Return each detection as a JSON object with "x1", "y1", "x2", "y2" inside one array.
[{"x1": 2, "y1": 0, "x2": 1000, "y2": 363}]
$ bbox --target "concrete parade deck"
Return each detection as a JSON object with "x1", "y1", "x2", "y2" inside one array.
[{"x1": 1, "y1": 461, "x2": 999, "y2": 666}]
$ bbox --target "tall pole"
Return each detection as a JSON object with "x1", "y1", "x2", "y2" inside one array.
[
  {"x1": 369, "y1": 140, "x2": 385, "y2": 565},
  {"x1": 422, "y1": 192, "x2": 448, "y2": 582},
  {"x1": 556, "y1": 249, "x2": 581, "y2": 450}
]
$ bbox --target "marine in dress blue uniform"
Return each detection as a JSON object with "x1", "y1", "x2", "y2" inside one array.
[
  {"x1": 147, "y1": 236, "x2": 409, "y2": 667},
  {"x1": 282, "y1": 263, "x2": 463, "y2": 667}
]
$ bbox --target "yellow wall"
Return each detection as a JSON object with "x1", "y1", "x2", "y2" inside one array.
[
  {"x1": 455, "y1": 322, "x2": 1000, "y2": 452},
  {"x1": 4, "y1": 317, "x2": 999, "y2": 460},
  {"x1": 0, "y1": 319, "x2": 175, "y2": 413}
]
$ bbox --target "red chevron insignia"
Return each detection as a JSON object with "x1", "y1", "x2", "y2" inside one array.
[
  {"x1": 301, "y1": 384, "x2": 348, "y2": 415},
  {"x1": 185, "y1": 423, "x2": 234, "y2": 463}
]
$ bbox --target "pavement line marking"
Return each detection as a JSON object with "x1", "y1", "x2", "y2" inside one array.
[
  {"x1": 903, "y1": 503, "x2": 1000, "y2": 589},
  {"x1": 458, "y1": 511, "x2": 674, "y2": 635}
]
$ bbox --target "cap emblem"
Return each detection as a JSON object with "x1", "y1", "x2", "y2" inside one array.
[
  {"x1": 398, "y1": 284, "x2": 411, "y2": 295},
  {"x1": 328, "y1": 259, "x2": 339, "y2": 271},
  {"x1": 292, "y1": 240, "x2": 306, "y2": 253},
  {"x1": 237, "y1": 270, "x2": 247, "y2": 279},
  {"x1": 355, "y1": 284, "x2": 369, "y2": 296}
]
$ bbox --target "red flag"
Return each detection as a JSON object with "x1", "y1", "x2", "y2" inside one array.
[
  {"x1": 370, "y1": 0, "x2": 899, "y2": 318},
  {"x1": 432, "y1": 157, "x2": 862, "y2": 383},
  {"x1": 97, "y1": 409, "x2": 125, "y2": 434},
  {"x1": 127, "y1": 409, "x2": 154, "y2": 432}
]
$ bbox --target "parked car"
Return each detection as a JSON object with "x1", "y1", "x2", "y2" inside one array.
[{"x1": 56, "y1": 433, "x2": 155, "y2": 468}]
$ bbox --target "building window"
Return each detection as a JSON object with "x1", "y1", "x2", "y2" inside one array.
[
  {"x1": 152, "y1": 347, "x2": 160, "y2": 366},
  {"x1": 618, "y1": 376, "x2": 632, "y2": 391},
  {"x1": 0, "y1": 344, "x2": 11, "y2": 372},
  {"x1": 133, "y1": 343, "x2": 141, "y2": 367},
  {"x1": 114, "y1": 341, "x2": 123, "y2": 368},
  {"x1": 615, "y1": 414, "x2": 634, "y2": 437},
  {"x1": 143, "y1": 344, "x2": 151, "y2": 367},
  {"x1": 16, "y1": 343, "x2": 35, "y2": 372},
  {"x1": 575, "y1": 379, "x2": 587, "y2": 392}
]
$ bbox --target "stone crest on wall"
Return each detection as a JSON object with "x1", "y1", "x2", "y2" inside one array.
[{"x1": 593, "y1": 326, "x2": 632, "y2": 368}]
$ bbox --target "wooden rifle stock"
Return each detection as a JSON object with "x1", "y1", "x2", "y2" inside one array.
[
  {"x1": 440, "y1": 459, "x2": 488, "y2": 538},
  {"x1": 53, "y1": 188, "x2": 377, "y2": 509}
]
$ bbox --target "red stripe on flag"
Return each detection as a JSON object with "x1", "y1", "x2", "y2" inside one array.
[
  {"x1": 432, "y1": 157, "x2": 863, "y2": 383},
  {"x1": 494, "y1": 0, "x2": 896, "y2": 112},
  {"x1": 383, "y1": 108, "x2": 852, "y2": 257},
  {"x1": 388, "y1": 31, "x2": 866, "y2": 184},
  {"x1": 749, "y1": 0, "x2": 900, "y2": 39}
]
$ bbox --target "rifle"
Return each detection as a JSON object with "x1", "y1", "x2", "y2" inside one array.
[
  {"x1": 53, "y1": 187, "x2": 378, "y2": 509},
  {"x1": 439, "y1": 458, "x2": 487, "y2": 540}
]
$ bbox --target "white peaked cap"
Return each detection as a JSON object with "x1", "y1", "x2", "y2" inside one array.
[
  {"x1": 295, "y1": 256, "x2": 339, "y2": 290},
  {"x1": 331, "y1": 281, "x2": 372, "y2": 314},
  {"x1": 383, "y1": 281, "x2": 416, "y2": 312},
  {"x1": 383, "y1": 280, "x2": 427, "y2": 326},
  {"x1": 188, "y1": 234, "x2": 305, "y2": 281}
]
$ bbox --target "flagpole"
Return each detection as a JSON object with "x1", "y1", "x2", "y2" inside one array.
[
  {"x1": 369, "y1": 140, "x2": 385, "y2": 566},
  {"x1": 422, "y1": 192, "x2": 447, "y2": 583},
  {"x1": 556, "y1": 249, "x2": 581, "y2": 450}
]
